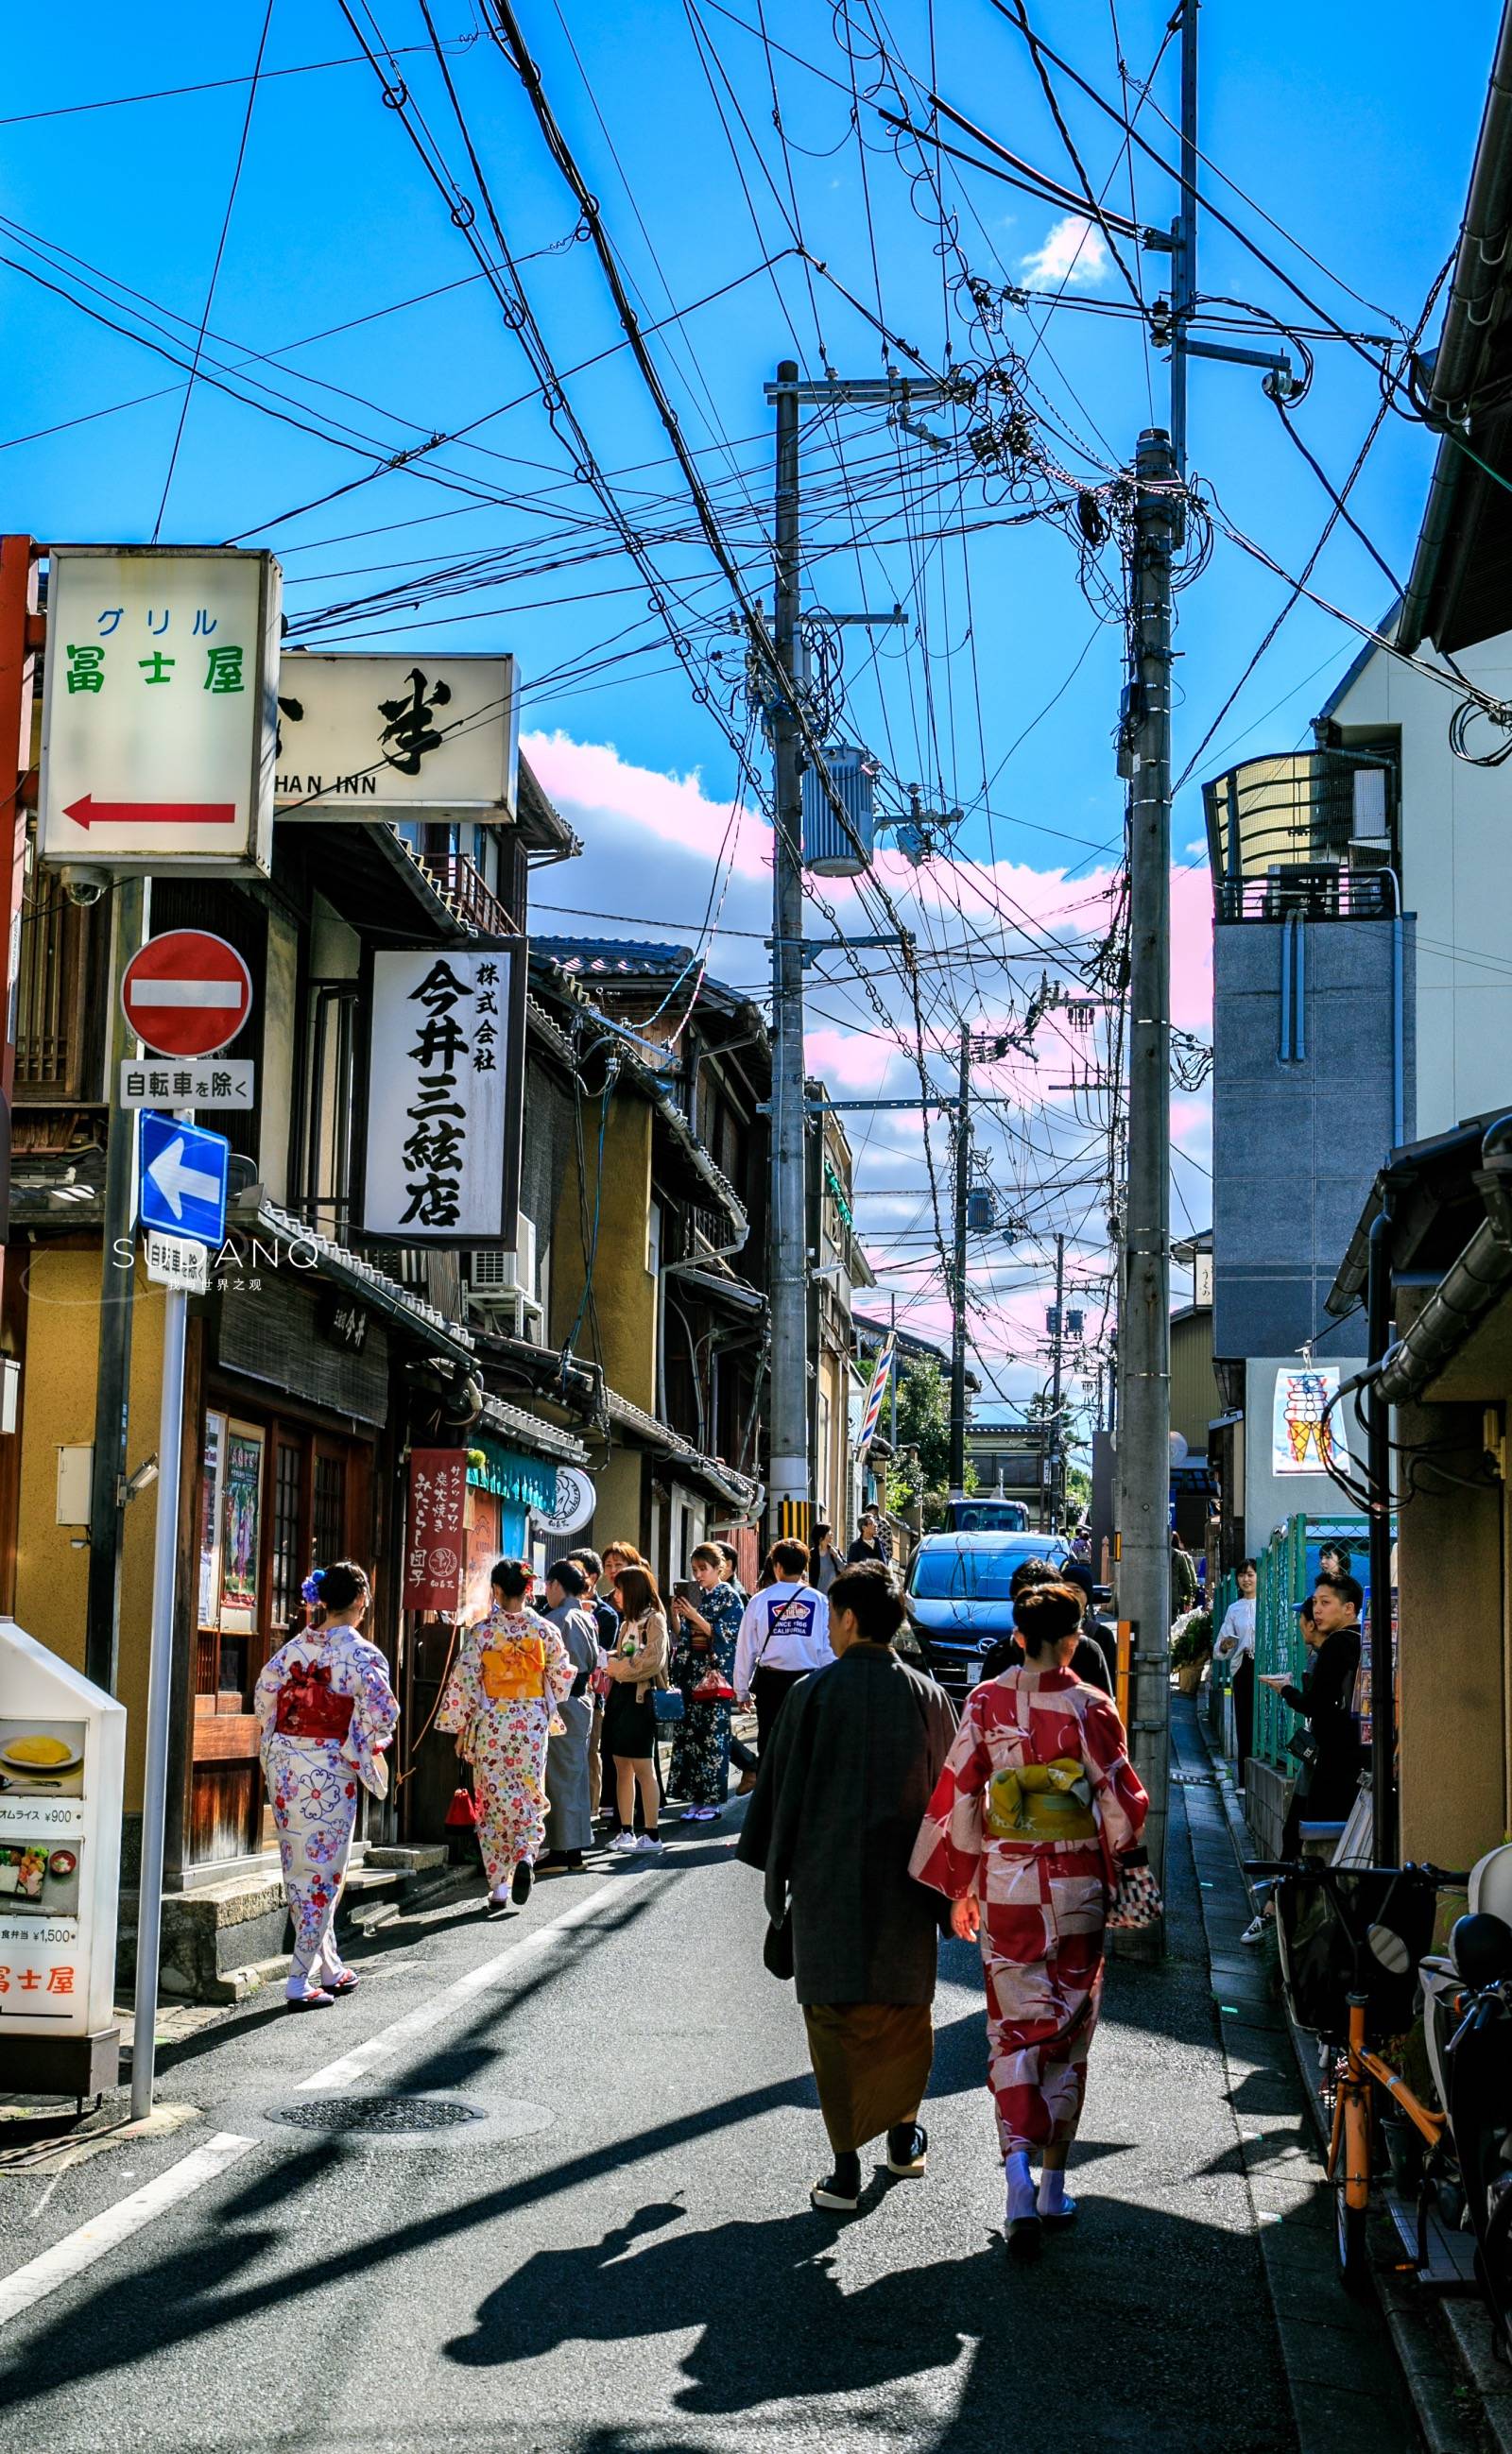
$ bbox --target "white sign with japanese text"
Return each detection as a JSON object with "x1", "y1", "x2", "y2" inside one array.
[
  {"x1": 145, "y1": 1230, "x2": 211, "y2": 1295},
  {"x1": 0, "y1": 1620, "x2": 126, "y2": 2046},
  {"x1": 361, "y1": 945, "x2": 524, "y2": 1244},
  {"x1": 39, "y1": 546, "x2": 280, "y2": 876},
  {"x1": 120, "y1": 1058, "x2": 255, "y2": 1109},
  {"x1": 274, "y1": 653, "x2": 517, "y2": 820}
]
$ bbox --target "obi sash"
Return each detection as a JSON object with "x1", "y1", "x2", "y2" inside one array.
[
  {"x1": 479, "y1": 1635, "x2": 548, "y2": 1704},
  {"x1": 274, "y1": 1660, "x2": 355, "y2": 1744},
  {"x1": 985, "y1": 1756, "x2": 1097, "y2": 1844}
]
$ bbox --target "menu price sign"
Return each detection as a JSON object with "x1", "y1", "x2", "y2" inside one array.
[
  {"x1": 0, "y1": 1624, "x2": 125, "y2": 2057},
  {"x1": 403, "y1": 1449, "x2": 469, "y2": 1613}
]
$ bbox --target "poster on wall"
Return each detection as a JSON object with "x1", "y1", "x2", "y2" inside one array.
[
  {"x1": 404, "y1": 1448, "x2": 469, "y2": 1612},
  {"x1": 220, "y1": 1421, "x2": 265, "y2": 1632},
  {"x1": 1271, "y1": 1364, "x2": 1351, "y2": 1477}
]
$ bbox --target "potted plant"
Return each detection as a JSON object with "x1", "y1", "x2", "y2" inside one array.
[{"x1": 1170, "y1": 1607, "x2": 1213, "y2": 1694}]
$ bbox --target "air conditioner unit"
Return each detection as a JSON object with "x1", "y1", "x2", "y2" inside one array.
[{"x1": 467, "y1": 1216, "x2": 543, "y2": 1341}]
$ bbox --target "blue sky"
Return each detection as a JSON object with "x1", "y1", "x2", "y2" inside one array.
[{"x1": 5, "y1": 0, "x2": 1502, "y2": 1408}]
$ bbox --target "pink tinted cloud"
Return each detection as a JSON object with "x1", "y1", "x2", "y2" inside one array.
[{"x1": 523, "y1": 729, "x2": 769, "y2": 878}]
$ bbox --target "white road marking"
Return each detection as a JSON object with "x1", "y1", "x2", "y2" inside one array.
[
  {"x1": 299, "y1": 1872, "x2": 627, "y2": 2090},
  {"x1": 0, "y1": 1842, "x2": 730, "y2": 2328},
  {"x1": 0, "y1": 2132, "x2": 256, "y2": 2329}
]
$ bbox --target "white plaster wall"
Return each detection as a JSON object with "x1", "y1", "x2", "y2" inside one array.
[{"x1": 1329, "y1": 629, "x2": 1512, "y2": 1136}]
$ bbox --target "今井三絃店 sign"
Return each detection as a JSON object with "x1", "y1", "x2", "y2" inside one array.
[{"x1": 360, "y1": 943, "x2": 525, "y2": 1244}]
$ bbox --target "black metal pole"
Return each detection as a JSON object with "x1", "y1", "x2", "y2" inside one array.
[{"x1": 1366, "y1": 1208, "x2": 1396, "y2": 1862}]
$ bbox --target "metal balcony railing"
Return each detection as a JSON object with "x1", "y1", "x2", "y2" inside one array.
[
  {"x1": 1214, "y1": 866, "x2": 1397, "y2": 924},
  {"x1": 416, "y1": 854, "x2": 518, "y2": 937}
]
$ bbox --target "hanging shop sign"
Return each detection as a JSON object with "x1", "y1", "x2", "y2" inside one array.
[
  {"x1": 403, "y1": 1448, "x2": 470, "y2": 1612},
  {"x1": 1271, "y1": 1363, "x2": 1351, "y2": 1478},
  {"x1": 273, "y1": 652, "x2": 518, "y2": 821},
  {"x1": 0, "y1": 1620, "x2": 127, "y2": 2095},
  {"x1": 359, "y1": 940, "x2": 526, "y2": 1245},
  {"x1": 38, "y1": 546, "x2": 280, "y2": 877},
  {"x1": 530, "y1": 1465, "x2": 596, "y2": 1540}
]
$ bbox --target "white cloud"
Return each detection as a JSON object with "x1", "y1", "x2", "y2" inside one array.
[{"x1": 1019, "y1": 213, "x2": 1110, "y2": 289}]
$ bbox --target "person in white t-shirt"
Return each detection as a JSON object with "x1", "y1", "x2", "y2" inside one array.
[
  {"x1": 1214, "y1": 1558, "x2": 1259, "y2": 1790},
  {"x1": 734, "y1": 1540, "x2": 833, "y2": 1757}
]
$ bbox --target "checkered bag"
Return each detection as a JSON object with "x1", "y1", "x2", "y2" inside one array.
[{"x1": 1106, "y1": 1854, "x2": 1163, "y2": 1931}]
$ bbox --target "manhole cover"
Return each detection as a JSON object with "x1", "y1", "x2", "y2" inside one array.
[{"x1": 269, "y1": 2094, "x2": 483, "y2": 2136}]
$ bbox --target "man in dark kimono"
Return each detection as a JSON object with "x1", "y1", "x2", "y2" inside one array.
[{"x1": 739, "y1": 1561, "x2": 957, "y2": 2213}]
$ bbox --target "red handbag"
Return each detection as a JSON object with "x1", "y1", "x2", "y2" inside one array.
[{"x1": 691, "y1": 1667, "x2": 736, "y2": 1703}]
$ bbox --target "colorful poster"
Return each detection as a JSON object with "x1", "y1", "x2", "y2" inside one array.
[
  {"x1": 404, "y1": 1448, "x2": 469, "y2": 1612},
  {"x1": 220, "y1": 1422, "x2": 265, "y2": 1630},
  {"x1": 1271, "y1": 1365, "x2": 1350, "y2": 1477}
]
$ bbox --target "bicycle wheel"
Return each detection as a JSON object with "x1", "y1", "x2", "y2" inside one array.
[{"x1": 1335, "y1": 2085, "x2": 1373, "y2": 2296}]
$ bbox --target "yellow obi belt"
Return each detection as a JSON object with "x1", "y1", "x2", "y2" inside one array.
[
  {"x1": 479, "y1": 1637, "x2": 548, "y2": 1703},
  {"x1": 985, "y1": 1757, "x2": 1097, "y2": 1843}
]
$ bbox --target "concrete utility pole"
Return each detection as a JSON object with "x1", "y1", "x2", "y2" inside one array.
[
  {"x1": 1117, "y1": 427, "x2": 1179, "y2": 1893},
  {"x1": 1049, "y1": 1230, "x2": 1067, "y2": 1532},
  {"x1": 767, "y1": 360, "x2": 811, "y2": 1544},
  {"x1": 86, "y1": 879, "x2": 147, "y2": 1693},
  {"x1": 948, "y1": 1021, "x2": 971, "y2": 1498}
]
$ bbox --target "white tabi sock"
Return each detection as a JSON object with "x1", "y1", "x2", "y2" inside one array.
[
  {"x1": 1005, "y1": 2149, "x2": 1038, "y2": 2222},
  {"x1": 1037, "y1": 2167, "x2": 1070, "y2": 2215}
]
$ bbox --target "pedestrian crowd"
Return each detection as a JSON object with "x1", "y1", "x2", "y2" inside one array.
[{"x1": 255, "y1": 1524, "x2": 1151, "y2": 2263}]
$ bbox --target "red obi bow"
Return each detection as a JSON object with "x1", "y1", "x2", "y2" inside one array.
[{"x1": 274, "y1": 1660, "x2": 356, "y2": 1744}]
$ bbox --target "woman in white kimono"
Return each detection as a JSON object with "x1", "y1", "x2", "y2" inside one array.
[
  {"x1": 255, "y1": 1560, "x2": 399, "y2": 2010},
  {"x1": 439, "y1": 1558, "x2": 576, "y2": 1912}
]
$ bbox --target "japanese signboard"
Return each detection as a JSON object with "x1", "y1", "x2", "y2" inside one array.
[
  {"x1": 1271, "y1": 1364, "x2": 1351, "y2": 1477},
  {"x1": 120, "y1": 1058, "x2": 255, "y2": 1109},
  {"x1": 38, "y1": 546, "x2": 280, "y2": 876},
  {"x1": 0, "y1": 1621, "x2": 126, "y2": 2067},
  {"x1": 403, "y1": 1449, "x2": 469, "y2": 1612},
  {"x1": 274, "y1": 653, "x2": 518, "y2": 821},
  {"x1": 144, "y1": 1228, "x2": 211, "y2": 1295},
  {"x1": 359, "y1": 940, "x2": 526, "y2": 1244}
]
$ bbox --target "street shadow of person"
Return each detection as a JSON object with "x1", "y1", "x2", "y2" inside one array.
[{"x1": 443, "y1": 2191, "x2": 1291, "y2": 2446}]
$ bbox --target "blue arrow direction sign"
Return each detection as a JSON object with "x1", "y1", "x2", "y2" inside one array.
[{"x1": 138, "y1": 1111, "x2": 229, "y2": 1248}]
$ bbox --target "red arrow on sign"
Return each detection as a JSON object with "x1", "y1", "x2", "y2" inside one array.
[{"x1": 63, "y1": 794, "x2": 237, "y2": 831}]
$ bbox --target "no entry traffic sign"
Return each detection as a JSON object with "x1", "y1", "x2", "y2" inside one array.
[{"x1": 122, "y1": 930, "x2": 253, "y2": 1060}]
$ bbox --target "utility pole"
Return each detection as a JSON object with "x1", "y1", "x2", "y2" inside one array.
[
  {"x1": 948, "y1": 1021, "x2": 971, "y2": 1498},
  {"x1": 888, "y1": 1286, "x2": 898, "y2": 1449},
  {"x1": 1049, "y1": 1230, "x2": 1067, "y2": 1534},
  {"x1": 86, "y1": 878, "x2": 147, "y2": 1692},
  {"x1": 1169, "y1": 0, "x2": 1199, "y2": 475},
  {"x1": 767, "y1": 359, "x2": 810, "y2": 1545},
  {"x1": 1116, "y1": 427, "x2": 1179, "y2": 1897}
]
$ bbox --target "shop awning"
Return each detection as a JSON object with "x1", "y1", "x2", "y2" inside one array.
[
  {"x1": 244, "y1": 1198, "x2": 477, "y2": 1369},
  {"x1": 476, "y1": 1393, "x2": 587, "y2": 1470},
  {"x1": 601, "y1": 1386, "x2": 763, "y2": 1514}
]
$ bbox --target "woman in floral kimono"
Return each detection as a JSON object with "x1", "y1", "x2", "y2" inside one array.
[
  {"x1": 255, "y1": 1560, "x2": 399, "y2": 2010},
  {"x1": 910, "y1": 1580, "x2": 1148, "y2": 2257},
  {"x1": 439, "y1": 1558, "x2": 575, "y2": 1912},
  {"x1": 668, "y1": 1543, "x2": 743, "y2": 1821}
]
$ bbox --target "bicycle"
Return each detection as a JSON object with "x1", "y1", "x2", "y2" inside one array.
[{"x1": 1246, "y1": 1858, "x2": 1467, "y2": 2292}]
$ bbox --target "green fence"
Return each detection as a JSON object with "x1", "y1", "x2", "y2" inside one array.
[{"x1": 1252, "y1": 1513, "x2": 1371, "y2": 1769}]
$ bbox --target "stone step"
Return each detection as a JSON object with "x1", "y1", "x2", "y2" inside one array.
[{"x1": 119, "y1": 1844, "x2": 456, "y2": 2001}]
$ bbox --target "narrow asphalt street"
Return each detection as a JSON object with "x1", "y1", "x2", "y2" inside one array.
[{"x1": 0, "y1": 1715, "x2": 1420, "y2": 2454}]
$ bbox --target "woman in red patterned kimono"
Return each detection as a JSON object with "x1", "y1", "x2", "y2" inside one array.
[{"x1": 910, "y1": 1579, "x2": 1148, "y2": 2257}]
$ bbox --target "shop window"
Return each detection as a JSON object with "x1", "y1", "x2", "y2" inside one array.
[
  {"x1": 314, "y1": 1449, "x2": 347, "y2": 1570},
  {"x1": 301, "y1": 985, "x2": 359, "y2": 1240},
  {"x1": 271, "y1": 1439, "x2": 303, "y2": 1631}
]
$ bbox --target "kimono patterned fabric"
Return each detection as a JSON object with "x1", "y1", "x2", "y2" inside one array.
[
  {"x1": 669, "y1": 1579, "x2": 743, "y2": 1807},
  {"x1": 910, "y1": 1668, "x2": 1148, "y2": 2155},
  {"x1": 438, "y1": 1606, "x2": 576, "y2": 1885},
  {"x1": 255, "y1": 1626, "x2": 400, "y2": 1992}
]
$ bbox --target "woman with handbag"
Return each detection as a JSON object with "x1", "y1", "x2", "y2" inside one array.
[
  {"x1": 668, "y1": 1543, "x2": 742, "y2": 1821},
  {"x1": 254, "y1": 1560, "x2": 398, "y2": 2010},
  {"x1": 438, "y1": 1558, "x2": 576, "y2": 1912},
  {"x1": 604, "y1": 1564, "x2": 670, "y2": 1858},
  {"x1": 910, "y1": 1580, "x2": 1149, "y2": 2257}
]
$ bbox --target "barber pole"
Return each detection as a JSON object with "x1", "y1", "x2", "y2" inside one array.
[{"x1": 857, "y1": 1336, "x2": 895, "y2": 1455}]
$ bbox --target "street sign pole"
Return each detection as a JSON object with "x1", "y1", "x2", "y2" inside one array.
[
  {"x1": 129, "y1": 1101, "x2": 231, "y2": 2118},
  {"x1": 129, "y1": 1171, "x2": 189, "y2": 2123}
]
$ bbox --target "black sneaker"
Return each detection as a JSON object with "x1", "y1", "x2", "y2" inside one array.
[
  {"x1": 510, "y1": 1860, "x2": 534, "y2": 1907},
  {"x1": 885, "y1": 2122, "x2": 928, "y2": 2177},
  {"x1": 811, "y1": 2152, "x2": 862, "y2": 2212}
]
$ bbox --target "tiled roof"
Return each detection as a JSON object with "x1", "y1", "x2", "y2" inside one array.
[{"x1": 534, "y1": 938, "x2": 696, "y2": 978}]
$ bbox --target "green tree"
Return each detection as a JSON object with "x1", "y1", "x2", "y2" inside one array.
[{"x1": 884, "y1": 1356, "x2": 976, "y2": 1524}]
